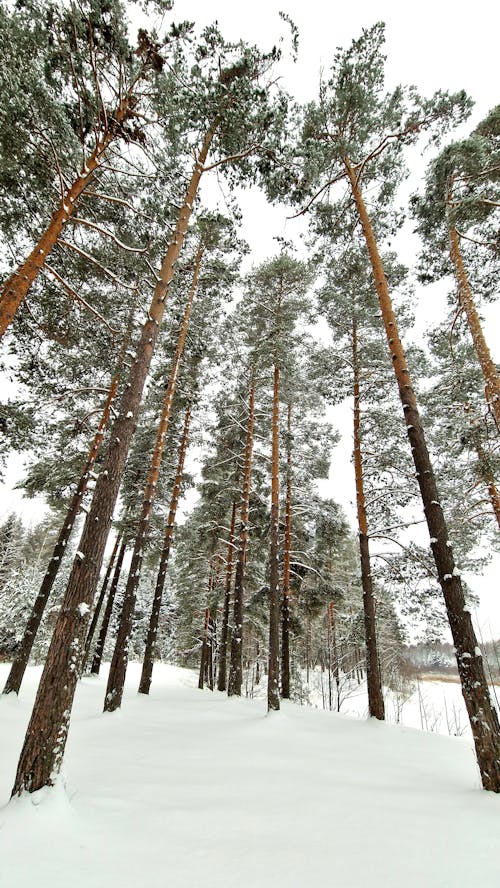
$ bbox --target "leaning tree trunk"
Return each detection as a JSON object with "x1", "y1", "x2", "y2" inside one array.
[
  {"x1": 448, "y1": 217, "x2": 500, "y2": 432},
  {"x1": 138, "y1": 403, "x2": 192, "y2": 695},
  {"x1": 352, "y1": 317, "x2": 385, "y2": 720},
  {"x1": 105, "y1": 245, "x2": 204, "y2": 712},
  {"x1": 346, "y1": 157, "x2": 500, "y2": 792},
  {"x1": 281, "y1": 402, "x2": 292, "y2": 700},
  {"x1": 11, "y1": 123, "x2": 218, "y2": 796},
  {"x1": 2, "y1": 309, "x2": 133, "y2": 696},
  {"x1": 268, "y1": 354, "x2": 281, "y2": 712},
  {"x1": 228, "y1": 373, "x2": 256, "y2": 697},
  {"x1": 80, "y1": 533, "x2": 121, "y2": 674},
  {"x1": 0, "y1": 93, "x2": 138, "y2": 337},
  {"x1": 89, "y1": 537, "x2": 127, "y2": 676},
  {"x1": 217, "y1": 499, "x2": 237, "y2": 692}
]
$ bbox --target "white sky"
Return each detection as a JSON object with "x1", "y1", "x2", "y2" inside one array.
[{"x1": 2, "y1": 0, "x2": 499, "y2": 637}]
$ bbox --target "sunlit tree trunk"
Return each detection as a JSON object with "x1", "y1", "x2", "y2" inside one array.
[{"x1": 346, "y1": 157, "x2": 500, "y2": 792}]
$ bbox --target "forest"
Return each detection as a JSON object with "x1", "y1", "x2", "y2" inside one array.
[{"x1": 0, "y1": 0, "x2": 500, "y2": 840}]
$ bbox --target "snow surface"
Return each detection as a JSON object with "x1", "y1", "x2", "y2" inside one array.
[{"x1": 1, "y1": 663, "x2": 499, "y2": 888}]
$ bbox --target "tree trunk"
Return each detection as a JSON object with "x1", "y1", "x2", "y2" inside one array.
[
  {"x1": 281, "y1": 402, "x2": 292, "y2": 700},
  {"x1": 11, "y1": 125, "x2": 217, "y2": 796},
  {"x1": 448, "y1": 223, "x2": 500, "y2": 432},
  {"x1": 217, "y1": 499, "x2": 237, "y2": 692},
  {"x1": 0, "y1": 94, "x2": 137, "y2": 337},
  {"x1": 228, "y1": 373, "x2": 256, "y2": 697},
  {"x1": 199, "y1": 606, "x2": 211, "y2": 691},
  {"x1": 327, "y1": 601, "x2": 340, "y2": 712},
  {"x1": 352, "y1": 317, "x2": 385, "y2": 720},
  {"x1": 90, "y1": 537, "x2": 127, "y2": 675},
  {"x1": 105, "y1": 245, "x2": 204, "y2": 713},
  {"x1": 346, "y1": 158, "x2": 500, "y2": 792},
  {"x1": 2, "y1": 314, "x2": 132, "y2": 696},
  {"x1": 268, "y1": 356, "x2": 281, "y2": 712},
  {"x1": 81, "y1": 533, "x2": 121, "y2": 674},
  {"x1": 138, "y1": 404, "x2": 192, "y2": 695}
]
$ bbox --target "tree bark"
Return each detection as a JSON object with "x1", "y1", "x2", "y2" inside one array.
[
  {"x1": 352, "y1": 317, "x2": 385, "y2": 720},
  {"x1": 327, "y1": 601, "x2": 340, "y2": 712},
  {"x1": 448, "y1": 221, "x2": 500, "y2": 432},
  {"x1": 105, "y1": 244, "x2": 204, "y2": 712},
  {"x1": 217, "y1": 499, "x2": 237, "y2": 692},
  {"x1": 2, "y1": 313, "x2": 132, "y2": 696},
  {"x1": 0, "y1": 94, "x2": 138, "y2": 337},
  {"x1": 89, "y1": 538, "x2": 127, "y2": 676},
  {"x1": 138, "y1": 404, "x2": 192, "y2": 695},
  {"x1": 11, "y1": 125, "x2": 217, "y2": 796},
  {"x1": 228, "y1": 373, "x2": 256, "y2": 697},
  {"x1": 199, "y1": 605, "x2": 211, "y2": 690},
  {"x1": 81, "y1": 533, "x2": 121, "y2": 673},
  {"x1": 346, "y1": 157, "x2": 500, "y2": 792},
  {"x1": 281, "y1": 402, "x2": 292, "y2": 700},
  {"x1": 268, "y1": 356, "x2": 281, "y2": 712}
]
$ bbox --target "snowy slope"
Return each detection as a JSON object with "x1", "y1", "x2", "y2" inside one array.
[{"x1": 1, "y1": 663, "x2": 499, "y2": 888}]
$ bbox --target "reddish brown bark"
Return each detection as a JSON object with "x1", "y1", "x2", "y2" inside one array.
[
  {"x1": 228, "y1": 373, "x2": 256, "y2": 697},
  {"x1": 281, "y1": 403, "x2": 292, "y2": 700},
  {"x1": 268, "y1": 356, "x2": 281, "y2": 712},
  {"x1": 89, "y1": 538, "x2": 127, "y2": 676},
  {"x1": 346, "y1": 158, "x2": 500, "y2": 792},
  {"x1": 352, "y1": 317, "x2": 385, "y2": 720},
  {"x1": 0, "y1": 94, "x2": 137, "y2": 337},
  {"x1": 11, "y1": 125, "x2": 217, "y2": 796},
  {"x1": 2, "y1": 314, "x2": 132, "y2": 696},
  {"x1": 448, "y1": 218, "x2": 500, "y2": 432},
  {"x1": 217, "y1": 499, "x2": 238, "y2": 692},
  {"x1": 138, "y1": 404, "x2": 192, "y2": 695},
  {"x1": 105, "y1": 244, "x2": 204, "y2": 713},
  {"x1": 81, "y1": 533, "x2": 121, "y2": 674}
]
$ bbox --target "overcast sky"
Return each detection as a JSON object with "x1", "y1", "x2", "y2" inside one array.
[{"x1": 2, "y1": 0, "x2": 499, "y2": 637}]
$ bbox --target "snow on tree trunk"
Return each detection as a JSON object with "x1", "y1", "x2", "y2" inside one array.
[
  {"x1": 89, "y1": 538, "x2": 127, "y2": 676},
  {"x1": 346, "y1": 158, "x2": 500, "y2": 792},
  {"x1": 217, "y1": 499, "x2": 237, "y2": 692}
]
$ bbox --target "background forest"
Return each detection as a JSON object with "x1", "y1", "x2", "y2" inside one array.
[{"x1": 0, "y1": 0, "x2": 499, "y2": 802}]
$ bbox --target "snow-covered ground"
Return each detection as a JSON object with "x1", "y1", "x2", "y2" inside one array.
[{"x1": 1, "y1": 662, "x2": 499, "y2": 888}]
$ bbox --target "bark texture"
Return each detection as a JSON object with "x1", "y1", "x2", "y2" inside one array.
[
  {"x1": 11, "y1": 127, "x2": 216, "y2": 795},
  {"x1": 448, "y1": 222, "x2": 500, "y2": 432},
  {"x1": 81, "y1": 534, "x2": 121, "y2": 673},
  {"x1": 217, "y1": 499, "x2": 237, "y2": 692},
  {"x1": 267, "y1": 358, "x2": 281, "y2": 712},
  {"x1": 346, "y1": 158, "x2": 500, "y2": 792},
  {"x1": 281, "y1": 403, "x2": 292, "y2": 700},
  {"x1": 105, "y1": 245, "x2": 203, "y2": 712},
  {"x1": 90, "y1": 538, "x2": 127, "y2": 675},
  {"x1": 3, "y1": 317, "x2": 131, "y2": 696},
  {"x1": 138, "y1": 404, "x2": 192, "y2": 695},
  {"x1": 352, "y1": 318, "x2": 385, "y2": 720},
  {"x1": 0, "y1": 94, "x2": 137, "y2": 337},
  {"x1": 228, "y1": 374, "x2": 256, "y2": 697}
]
